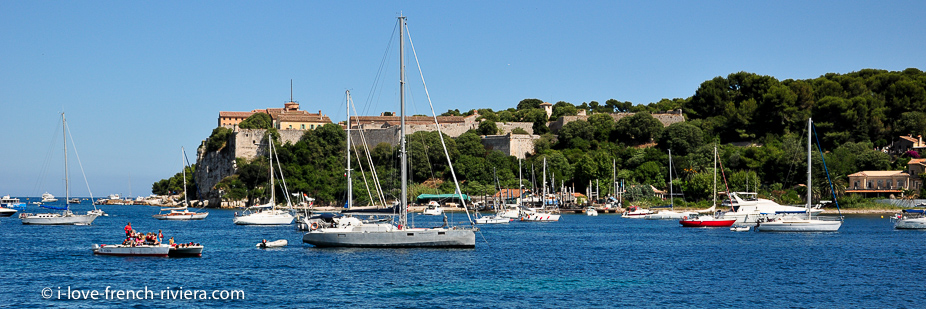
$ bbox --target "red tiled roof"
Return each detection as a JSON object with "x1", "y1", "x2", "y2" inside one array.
[
  {"x1": 493, "y1": 189, "x2": 528, "y2": 198},
  {"x1": 278, "y1": 113, "x2": 332, "y2": 123},
  {"x1": 219, "y1": 111, "x2": 256, "y2": 118},
  {"x1": 899, "y1": 136, "x2": 918, "y2": 143}
]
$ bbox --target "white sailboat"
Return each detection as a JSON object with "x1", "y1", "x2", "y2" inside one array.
[
  {"x1": 520, "y1": 157, "x2": 561, "y2": 222},
  {"x1": 303, "y1": 16, "x2": 476, "y2": 247},
  {"x1": 893, "y1": 209, "x2": 926, "y2": 229},
  {"x1": 645, "y1": 149, "x2": 696, "y2": 220},
  {"x1": 233, "y1": 140, "x2": 294, "y2": 225},
  {"x1": 154, "y1": 147, "x2": 209, "y2": 220},
  {"x1": 20, "y1": 113, "x2": 100, "y2": 225},
  {"x1": 755, "y1": 118, "x2": 842, "y2": 232}
]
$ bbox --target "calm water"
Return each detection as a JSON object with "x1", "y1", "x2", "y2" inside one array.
[{"x1": 1, "y1": 199, "x2": 923, "y2": 308}]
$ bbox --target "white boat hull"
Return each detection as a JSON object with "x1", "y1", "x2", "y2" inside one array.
[
  {"x1": 93, "y1": 244, "x2": 170, "y2": 257},
  {"x1": 257, "y1": 240, "x2": 288, "y2": 248},
  {"x1": 154, "y1": 212, "x2": 209, "y2": 220},
  {"x1": 475, "y1": 216, "x2": 511, "y2": 224},
  {"x1": 644, "y1": 210, "x2": 695, "y2": 220},
  {"x1": 755, "y1": 218, "x2": 842, "y2": 232},
  {"x1": 20, "y1": 212, "x2": 98, "y2": 225},
  {"x1": 233, "y1": 211, "x2": 293, "y2": 225},
  {"x1": 169, "y1": 245, "x2": 204, "y2": 256},
  {"x1": 303, "y1": 227, "x2": 476, "y2": 248},
  {"x1": 0, "y1": 208, "x2": 17, "y2": 217},
  {"x1": 895, "y1": 217, "x2": 926, "y2": 229},
  {"x1": 520, "y1": 213, "x2": 560, "y2": 222}
]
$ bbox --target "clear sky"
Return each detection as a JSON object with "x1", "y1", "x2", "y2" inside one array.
[{"x1": 1, "y1": 1, "x2": 924, "y2": 197}]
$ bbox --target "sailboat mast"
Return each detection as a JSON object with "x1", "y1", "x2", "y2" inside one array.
[
  {"x1": 713, "y1": 145, "x2": 717, "y2": 207},
  {"x1": 63, "y1": 113, "x2": 69, "y2": 206},
  {"x1": 807, "y1": 118, "x2": 812, "y2": 218},
  {"x1": 669, "y1": 149, "x2": 673, "y2": 209},
  {"x1": 346, "y1": 90, "x2": 352, "y2": 209},
  {"x1": 542, "y1": 157, "x2": 547, "y2": 208},
  {"x1": 399, "y1": 15, "x2": 408, "y2": 227},
  {"x1": 182, "y1": 147, "x2": 189, "y2": 207},
  {"x1": 269, "y1": 140, "x2": 275, "y2": 206}
]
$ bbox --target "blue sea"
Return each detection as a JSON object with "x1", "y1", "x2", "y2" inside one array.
[{"x1": 1, "y1": 199, "x2": 923, "y2": 308}]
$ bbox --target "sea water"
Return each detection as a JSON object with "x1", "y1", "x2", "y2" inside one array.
[{"x1": 1, "y1": 201, "x2": 922, "y2": 308}]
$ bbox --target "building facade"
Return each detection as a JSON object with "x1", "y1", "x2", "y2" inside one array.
[
  {"x1": 218, "y1": 101, "x2": 332, "y2": 130},
  {"x1": 846, "y1": 158, "x2": 926, "y2": 197}
]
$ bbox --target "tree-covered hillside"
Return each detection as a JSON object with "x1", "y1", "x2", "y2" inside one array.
[{"x1": 156, "y1": 68, "x2": 926, "y2": 206}]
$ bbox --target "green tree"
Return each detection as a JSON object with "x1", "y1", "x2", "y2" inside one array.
[
  {"x1": 238, "y1": 113, "x2": 273, "y2": 129},
  {"x1": 517, "y1": 98, "x2": 544, "y2": 110},
  {"x1": 550, "y1": 101, "x2": 578, "y2": 120},
  {"x1": 477, "y1": 120, "x2": 498, "y2": 135},
  {"x1": 205, "y1": 127, "x2": 234, "y2": 152},
  {"x1": 657, "y1": 122, "x2": 704, "y2": 156},
  {"x1": 614, "y1": 112, "x2": 664, "y2": 145}
]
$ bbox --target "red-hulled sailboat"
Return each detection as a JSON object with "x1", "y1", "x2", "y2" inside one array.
[{"x1": 679, "y1": 213, "x2": 736, "y2": 227}]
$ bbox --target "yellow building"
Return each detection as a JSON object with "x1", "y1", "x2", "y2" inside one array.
[
  {"x1": 218, "y1": 101, "x2": 332, "y2": 130},
  {"x1": 846, "y1": 158, "x2": 926, "y2": 197}
]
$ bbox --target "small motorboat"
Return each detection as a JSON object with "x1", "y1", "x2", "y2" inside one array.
[
  {"x1": 421, "y1": 201, "x2": 443, "y2": 216},
  {"x1": 475, "y1": 215, "x2": 512, "y2": 224},
  {"x1": 585, "y1": 207, "x2": 599, "y2": 216},
  {"x1": 679, "y1": 213, "x2": 736, "y2": 227},
  {"x1": 621, "y1": 205, "x2": 651, "y2": 219},
  {"x1": 169, "y1": 244, "x2": 204, "y2": 257},
  {"x1": 92, "y1": 244, "x2": 170, "y2": 257},
  {"x1": 257, "y1": 239, "x2": 288, "y2": 248},
  {"x1": 730, "y1": 225, "x2": 751, "y2": 232}
]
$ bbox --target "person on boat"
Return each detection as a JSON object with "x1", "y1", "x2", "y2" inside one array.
[
  {"x1": 169, "y1": 237, "x2": 175, "y2": 246},
  {"x1": 124, "y1": 222, "x2": 132, "y2": 236}
]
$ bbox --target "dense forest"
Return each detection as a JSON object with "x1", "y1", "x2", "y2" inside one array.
[{"x1": 155, "y1": 68, "x2": 926, "y2": 207}]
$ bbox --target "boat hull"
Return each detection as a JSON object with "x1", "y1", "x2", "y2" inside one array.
[
  {"x1": 755, "y1": 219, "x2": 842, "y2": 232},
  {"x1": 233, "y1": 213, "x2": 293, "y2": 225},
  {"x1": 20, "y1": 213, "x2": 98, "y2": 225},
  {"x1": 93, "y1": 244, "x2": 170, "y2": 257},
  {"x1": 475, "y1": 216, "x2": 511, "y2": 224},
  {"x1": 303, "y1": 228, "x2": 476, "y2": 248},
  {"x1": 679, "y1": 219, "x2": 736, "y2": 227},
  {"x1": 520, "y1": 213, "x2": 561, "y2": 222},
  {"x1": 895, "y1": 218, "x2": 926, "y2": 229},
  {"x1": 169, "y1": 245, "x2": 204, "y2": 257},
  {"x1": 0, "y1": 208, "x2": 17, "y2": 217},
  {"x1": 154, "y1": 212, "x2": 209, "y2": 220}
]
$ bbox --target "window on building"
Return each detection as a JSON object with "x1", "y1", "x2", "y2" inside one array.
[
  {"x1": 853, "y1": 181, "x2": 859, "y2": 190},
  {"x1": 311, "y1": 125, "x2": 315, "y2": 129},
  {"x1": 899, "y1": 180, "x2": 905, "y2": 188},
  {"x1": 301, "y1": 124, "x2": 305, "y2": 129},
  {"x1": 868, "y1": 181, "x2": 873, "y2": 189},
  {"x1": 877, "y1": 180, "x2": 883, "y2": 189},
  {"x1": 288, "y1": 125, "x2": 292, "y2": 129},
  {"x1": 887, "y1": 180, "x2": 893, "y2": 188}
]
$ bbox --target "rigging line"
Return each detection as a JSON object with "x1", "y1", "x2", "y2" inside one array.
[
  {"x1": 32, "y1": 118, "x2": 61, "y2": 196},
  {"x1": 350, "y1": 95, "x2": 388, "y2": 207},
  {"x1": 406, "y1": 24, "x2": 473, "y2": 224},
  {"x1": 347, "y1": 94, "x2": 377, "y2": 207},
  {"x1": 182, "y1": 147, "x2": 208, "y2": 212},
  {"x1": 811, "y1": 122, "x2": 842, "y2": 215},
  {"x1": 717, "y1": 148, "x2": 735, "y2": 210},
  {"x1": 270, "y1": 140, "x2": 293, "y2": 208},
  {"x1": 363, "y1": 20, "x2": 399, "y2": 116},
  {"x1": 64, "y1": 120, "x2": 96, "y2": 205}
]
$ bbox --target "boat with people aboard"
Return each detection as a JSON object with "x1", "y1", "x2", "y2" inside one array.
[
  {"x1": 621, "y1": 205, "x2": 652, "y2": 219},
  {"x1": 1, "y1": 196, "x2": 26, "y2": 211},
  {"x1": 169, "y1": 243, "x2": 204, "y2": 257},
  {"x1": 303, "y1": 19, "x2": 476, "y2": 248},
  {"x1": 93, "y1": 243, "x2": 170, "y2": 257},
  {"x1": 891, "y1": 209, "x2": 926, "y2": 229}
]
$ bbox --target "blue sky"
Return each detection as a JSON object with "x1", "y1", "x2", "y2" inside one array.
[{"x1": 1, "y1": 1, "x2": 924, "y2": 197}]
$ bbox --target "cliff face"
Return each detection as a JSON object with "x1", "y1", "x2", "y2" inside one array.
[
  {"x1": 195, "y1": 129, "x2": 305, "y2": 207},
  {"x1": 195, "y1": 140, "x2": 237, "y2": 208}
]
